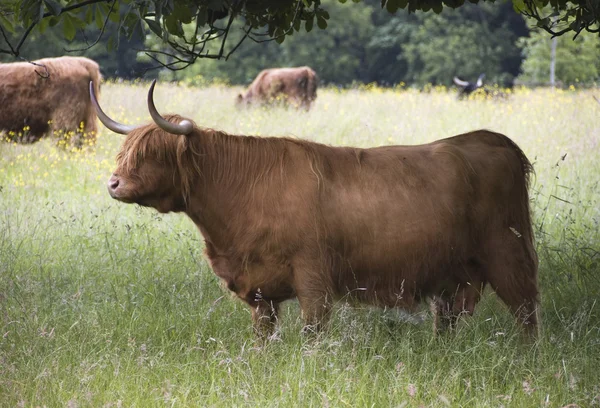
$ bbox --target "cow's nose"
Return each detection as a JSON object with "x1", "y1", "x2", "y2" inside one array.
[{"x1": 108, "y1": 175, "x2": 120, "y2": 191}]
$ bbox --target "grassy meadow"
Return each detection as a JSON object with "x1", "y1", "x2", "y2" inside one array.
[{"x1": 1, "y1": 82, "x2": 599, "y2": 407}]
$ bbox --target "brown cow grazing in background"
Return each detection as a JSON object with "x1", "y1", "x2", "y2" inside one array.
[
  {"x1": 236, "y1": 66, "x2": 318, "y2": 110},
  {"x1": 0, "y1": 56, "x2": 101, "y2": 146},
  {"x1": 92, "y1": 80, "x2": 539, "y2": 339}
]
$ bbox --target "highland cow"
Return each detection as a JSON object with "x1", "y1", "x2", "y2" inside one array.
[
  {"x1": 236, "y1": 66, "x2": 318, "y2": 110},
  {"x1": 93, "y1": 80, "x2": 540, "y2": 338},
  {"x1": 0, "y1": 56, "x2": 101, "y2": 145},
  {"x1": 453, "y1": 74, "x2": 485, "y2": 99}
]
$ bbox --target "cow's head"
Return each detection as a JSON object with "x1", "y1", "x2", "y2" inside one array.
[
  {"x1": 90, "y1": 80, "x2": 198, "y2": 213},
  {"x1": 235, "y1": 93, "x2": 251, "y2": 108}
]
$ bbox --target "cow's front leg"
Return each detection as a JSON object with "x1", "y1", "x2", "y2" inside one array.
[
  {"x1": 431, "y1": 296, "x2": 457, "y2": 334},
  {"x1": 250, "y1": 300, "x2": 279, "y2": 340}
]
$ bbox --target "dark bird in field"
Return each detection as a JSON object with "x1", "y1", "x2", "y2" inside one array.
[{"x1": 453, "y1": 74, "x2": 485, "y2": 98}]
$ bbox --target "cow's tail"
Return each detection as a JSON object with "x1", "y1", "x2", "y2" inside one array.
[
  {"x1": 503, "y1": 134, "x2": 541, "y2": 335},
  {"x1": 505, "y1": 135, "x2": 536, "y2": 257},
  {"x1": 307, "y1": 69, "x2": 318, "y2": 101},
  {"x1": 299, "y1": 68, "x2": 318, "y2": 109}
]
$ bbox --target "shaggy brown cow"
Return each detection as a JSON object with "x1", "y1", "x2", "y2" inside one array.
[
  {"x1": 236, "y1": 66, "x2": 318, "y2": 110},
  {"x1": 92, "y1": 81, "x2": 539, "y2": 338},
  {"x1": 0, "y1": 56, "x2": 101, "y2": 145}
]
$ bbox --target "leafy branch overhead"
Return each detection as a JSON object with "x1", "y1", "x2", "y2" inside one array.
[{"x1": 0, "y1": 0, "x2": 598, "y2": 69}]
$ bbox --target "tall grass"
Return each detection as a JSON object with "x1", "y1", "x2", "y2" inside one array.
[{"x1": 1, "y1": 83, "x2": 599, "y2": 406}]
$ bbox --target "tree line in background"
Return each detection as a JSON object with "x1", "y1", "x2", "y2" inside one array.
[{"x1": 1, "y1": 0, "x2": 598, "y2": 88}]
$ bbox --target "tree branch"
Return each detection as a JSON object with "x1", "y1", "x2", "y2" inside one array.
[
  {"x1": 226, "y1": 26, "x2": 252, "y2": 60},
  {"x1": 216, "y1": 8, "x2": 236, "y2": 59},
  {"x1": 65, "y1": 0, "x2": 117, "y2": 52},
  {"x1": 13, "y1": 22, "x2": 37, "y2": 56},
  {"x1": 53, "y1": 0, "x2": 111, "y2": 17},
  {"x1": 142, "y1": 50, "x2": 195, "y2": 71},
  {"x1": 2, "y1": 0, "x2": 111, "y2": 57},
  {"x1": 0, "y1": 23, "x2": 16, "y2": 54},
  {"x1": 247, "y1": 0, "x2": 304, "y2": 43},
  {"x1": 520, "y1": 0, "x2": 596, "y2": 39}
]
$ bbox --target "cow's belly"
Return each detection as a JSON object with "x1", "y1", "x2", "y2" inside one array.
[
  {"x1": 324, "y1": 216, "x2": 475, "y2": 308},
  {"x1": 206, "y1": 248, "x2": 296, "y2": 306}
]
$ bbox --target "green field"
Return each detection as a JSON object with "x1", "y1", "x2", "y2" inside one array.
[{"x1": 1, "y1": 83, "x2": 599, "y2": 407}]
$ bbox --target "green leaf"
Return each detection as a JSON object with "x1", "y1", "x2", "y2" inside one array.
[
  {"x1": 43, "y1": 0, "x2": 61, "y2": 16},
  {"x1": 164, "y1": 14, "x2": 183, "y2": 36},
  {"x1": 145, "y1": 18, "x2": 163, "y2": 37},
  {"x1": 95, "y1": 5, "x2": 104, "y2": 29},
  {"x1": 48, "y1": 15, "x2": 60, "y2": 27},
  {"x1": 512, "y1": 0, "x2": 526, "y2": 12},
  {"x1": 385, "y1": 0, "x2": 404, "y2": 13},
  {"x1": 38, "y1": 16, "x2": 49, "y2": 33},
  {"x1": 98, "y1": 1, "x2": 111, "y2": 15},
  {"x1": 443, "y1": 0, "x2": 464, "y2": 7},
  {"x1": 108, "y1": 6, "x2": 120, "y2": 23},
  {"x1": 84, "y1": 4, "x2": 93, "y2": 23},
  {"x1": 293, "y1": 15, "x2": 301, "y2": 31},
  {"x1": 568, "y1": 20, "x2": 581, "y2": 31},
  {"x1": 432, "y1": 2, "x2": 443, "y2": 13},
  {"x1": 172, "y1": 2, "x2": 193, "y2": 24},
  {"x1": 196, "y1": 7, "x2": 207, "y2": 27},
  {"x1": 107, "y1": 34, "x2": 117, "y2": 51},
  {"x1": 305, "y1": 15, "x2": 314, "y2": 32},
  {"x1": 536, "y1": 17, "x2": 550, "y2": 27},
  {"x1": 62, "y1": 13, "x2": 76, "y2": 41},
  {"x1": 20, "y1": 0, "x2": 44, "y2": 25},
  {"x1": 128, "y1": 19, "x2": 144, "y2": 40},
  {"x1": 0, "y1": 13, "x2": 15, "y2": 33},
  {"x1": 316, "y1": 15, "x2": 327, "y2": 29},
  {"x1": 162, "y1": 0, "x2": 175, "y2": 15},
  {"x1": 71, "y1": 14, "x2": 86, "y2": 29}
]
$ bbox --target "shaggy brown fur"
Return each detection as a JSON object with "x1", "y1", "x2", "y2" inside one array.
[
  {"x1": 107, "y1": 117, "x2": 539, "y2": 338},
  {"x1": 236, "y1": 66, "x2": 318, "y2": 110},
  {"x1": 0, "y1": 56, "x2": 101, "y2": 144}
]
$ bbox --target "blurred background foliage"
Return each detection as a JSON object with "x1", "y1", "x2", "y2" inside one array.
[{"x1": 1, "y1": 0, "x2": 598, "y2": 87}]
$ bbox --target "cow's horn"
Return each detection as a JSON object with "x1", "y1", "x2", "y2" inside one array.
[
  {"x1": 89, "y1": 81, "x2": 135, "y2": 135},
  {"x1": 147, "y1": 80, "x2": 193, "y2": 135}
]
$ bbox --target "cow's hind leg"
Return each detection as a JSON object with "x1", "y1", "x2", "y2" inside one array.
[
  {"x1": 291, "y1": 256, "x2": 334, "y2": 335},
  {"x1": 485, "y1": 233, "x2": 539, "y2": 336},
  {"x1": 296, "y1": 288, "x2": 333, "y2": 335},
  {"x1": 432, "y1": 282, "x2": 483, "y2": 334},
  {"x1": 431, "y1": 296, "x2": 456, "y2": 333}
]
